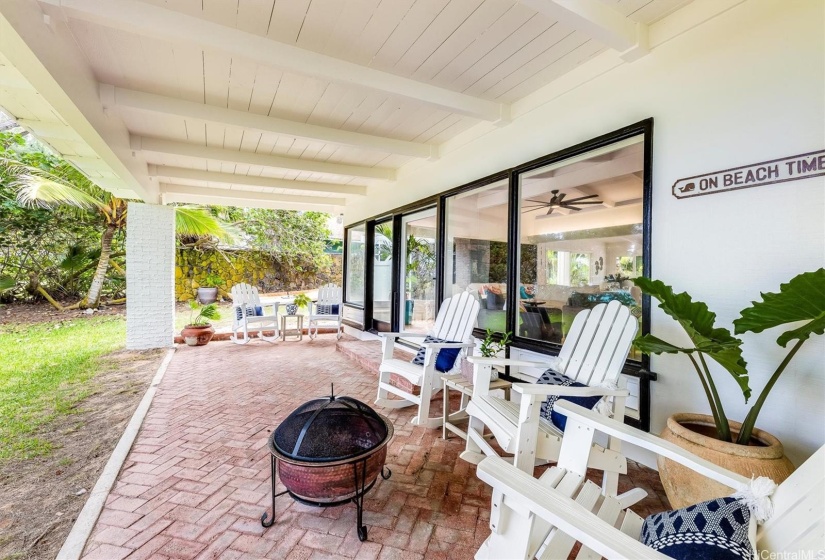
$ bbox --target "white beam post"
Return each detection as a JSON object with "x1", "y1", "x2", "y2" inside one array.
[
  {"x1": 101, "y1": 85, "x2": 437, "y2": 159},
  {"x1": 148, "y1": 165, "x2": 367, "y2": 196},
  {"x1": 159, "y1": 183, "x2": 343, "y2": 213},
  {"x1": 520, "y1": 0, "x2": 648, "y2": 62},
  {"x1": 131, "y1": 135, "x2": 395, "y2": 181},
  {"x1": 41, "y1": 0, "x2": 508, "y2": 122},
  {"x1": 126, "y1": 203, "x2": 175, "y2": 349}
]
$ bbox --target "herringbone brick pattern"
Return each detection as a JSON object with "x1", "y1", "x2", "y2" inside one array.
[{"x1": 79, "y1": 335, "x2": 668, "y2": 560}]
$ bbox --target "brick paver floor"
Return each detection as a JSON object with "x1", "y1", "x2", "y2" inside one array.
[{"x1": 79, "y1": 335, "x2": 668, "y2": 560}]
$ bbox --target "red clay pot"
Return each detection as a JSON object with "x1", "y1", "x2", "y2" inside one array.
[{"x1": 181, "y1": 324, "x2": 215, "y2": 346}]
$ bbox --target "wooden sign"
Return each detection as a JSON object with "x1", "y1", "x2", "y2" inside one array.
[{"x1": 672, "y1": 149, "x2": 825, "y2": 199}]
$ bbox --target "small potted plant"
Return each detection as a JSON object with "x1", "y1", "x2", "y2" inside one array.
[
  {"x1": 197, "y1": 273, "x2": 224, "y2": 304},
  {"x1": 286, "y1": 293, "x2": 312, "y2": 315},
  {"x1": 633, "y1": 269, "x2": 823, "y2": 508},
  {"x1": 461, "y1": 329, "x2": 513, "y2": 382},
  {"x1": 181, "y1": 300, "x2": 221, "y2": 346}
]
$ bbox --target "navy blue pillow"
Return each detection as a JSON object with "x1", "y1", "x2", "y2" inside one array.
[
  {"x1": 640, "y1": 497, "x2": 753, "y2": 560},
  {"x1": 536, "y1": 369, "x2": 602, "y2": 431},
  {"x1": 234, "y1": 305, "x2": 256, "y2": 320},
  {"x1": 411, "y1": 336, "x2": 461, "y2": 373},
  {"x1": 316, "y1": 304, "x2": 340, "y2": 315}
]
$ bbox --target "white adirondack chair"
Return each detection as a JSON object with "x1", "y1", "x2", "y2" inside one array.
[
  {"x1": 475, "y1": 400, "x2": 825, "y2": 560},
  {"x1": 230, "y1": 283, "x2": 279, "y2": 344},
  {"x1": 375, "y1": 292, "x2": 480, "y2": 428},
  {"x1": 462, "y1": 300, "x2": 639, "y2": 502},
  {"x1": 307, "y1": 283, "x2": 343, "y2": 339}
]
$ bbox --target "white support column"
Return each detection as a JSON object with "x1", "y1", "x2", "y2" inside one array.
[{"x1": 126, "y1": 203, "x2": 175, "y2": 349}]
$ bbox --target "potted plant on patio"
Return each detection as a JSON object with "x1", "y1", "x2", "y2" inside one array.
[
  {"x1": 286, "y1": 292, "x2": 311, "y2": 315},
  {"x1": 197, "y1": 273, "x2": 224, "y2": 304},
  {"x1": 632, "y1": 268, "x2": 824, "y2": 507},
  {"x1": 181, "y1": 300, "x2": 221, "y2": 346}
]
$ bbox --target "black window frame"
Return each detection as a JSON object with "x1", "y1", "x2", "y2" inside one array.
[{"x1": 344, "y1": 118, "x2": 656, "y2": 430}]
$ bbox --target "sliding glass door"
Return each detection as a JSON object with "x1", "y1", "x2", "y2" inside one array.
[
  {"x1": 371, "y1": 219, "x2": 394, "y2": 331},
  {"x1": 399, "y1": 208, "x2": 437, "y2": 336}
]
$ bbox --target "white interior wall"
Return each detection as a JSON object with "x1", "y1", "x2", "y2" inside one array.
[{"x1": 348, "y1": 0, "x2": 825, "y2": 465}]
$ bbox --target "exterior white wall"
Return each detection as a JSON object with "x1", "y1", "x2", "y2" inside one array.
[
  {"x1": 126, "y1": 203, "x2": 175, "y2": 350},
  {"x1": 348, "y1": 0, "x2": 825, "y2": 465}
]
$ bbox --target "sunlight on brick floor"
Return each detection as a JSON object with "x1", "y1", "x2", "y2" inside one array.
[{"x1": 80, "y1": 336, "x2": 668, "y2": 560}]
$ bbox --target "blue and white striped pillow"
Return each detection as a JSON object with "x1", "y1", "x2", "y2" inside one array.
[
  {"x1": 316, "y1": 304, "x2": 339, "y2": 315},
  {"x1": 234, "y1": 305, "x2": 256, "y2": 320}
]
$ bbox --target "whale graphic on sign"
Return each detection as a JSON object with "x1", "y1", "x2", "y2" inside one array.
[{"x1": 679, "y1": 183, "x2": 695, "y2": 193}]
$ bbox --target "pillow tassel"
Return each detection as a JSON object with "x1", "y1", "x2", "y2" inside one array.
[{"x1": 733, "y1": 476, "x2": 776, "y2": 524}]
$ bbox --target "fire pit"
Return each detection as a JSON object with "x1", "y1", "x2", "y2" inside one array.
[{"x1": 260, "y1": 387, "x2": 393, "y2": 541}]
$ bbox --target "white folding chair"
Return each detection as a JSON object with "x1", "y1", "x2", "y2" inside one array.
[
  {"x1": 307, "y1": 283, "x2": 343, "y2": 340},
  {"x1": 375, "y1": 292, "x2": 480, "y2": 428},
  {"x1": 463, "y1": 300, "x2": 639, "y2": 502},
  {"x1": 229, "y1": 283, "x2": 279, "y2": 345},
  {"x1": 475, "y1": 401, "x2": 824, "y2": 560}
]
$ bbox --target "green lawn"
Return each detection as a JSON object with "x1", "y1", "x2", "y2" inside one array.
[{"x1": 0, "y1": 316, "x2": 125, "y2": 460}]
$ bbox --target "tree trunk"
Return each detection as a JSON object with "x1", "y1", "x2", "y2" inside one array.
[{"x1": 82, "y1": 223, "x2": 116, "y2": 309}]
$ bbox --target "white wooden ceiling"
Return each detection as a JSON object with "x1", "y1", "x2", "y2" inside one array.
[{"x1": 0, "y1": 0, "x2": 693, "y2": 211}]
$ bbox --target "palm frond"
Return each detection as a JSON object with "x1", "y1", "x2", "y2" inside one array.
[
  {"x1": 175, "y1": 206, "x2": 236, "y2": 243},
  {"x1": 1, "y1": 159, "x2": 105, "y2": 210}
]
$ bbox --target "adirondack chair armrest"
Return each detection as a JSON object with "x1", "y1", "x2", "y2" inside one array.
[
  {"x1": 476, "y1": 456, "x2": 670, "y2": 560},
  {"x1": 467, "y1": 356, "x2": 562, "y2": 369},
  {"x1": 513, "y1": 384, "x2": 628, "y2": 398},
  {"x1": 553, "y1": 402, "x2": 751, "y2": 489},
  {"x1": 421, "y1": 341, "x2": 475, "y2": 350},
  {"x1": 378, "y1": 332, "x2": 429, "y2": 340}
]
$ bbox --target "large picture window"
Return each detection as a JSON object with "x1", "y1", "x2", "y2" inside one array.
[
  {"x1": 515, "y1": 136, "x2": 645, "y2": 360},
  {"x1": 442, "y1": 179, "x2": 509, "y2": 332}
]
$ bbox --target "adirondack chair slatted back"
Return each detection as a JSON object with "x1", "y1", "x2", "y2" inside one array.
[
  {"x1": 231, "y1": 283, "x2": 261, "y2": 307},
  {"x1": 431, "y1": 292, "x2": 480, "y2": 343},
  {"x1": 558, "y1": 301, "x2": 637, "y2": 387},
  {"x1": 316, "y1": 284, "x2": 342, "y2": 306},
  {"x1": 758, "y1": 446, "x2": 825, "y2": 553}
]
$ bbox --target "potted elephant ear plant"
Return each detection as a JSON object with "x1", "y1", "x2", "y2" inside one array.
[
  {"x1": 181, "y1": 301, "x2": 221, "y2": 346},
  {"x1": 633, "y1": 268, "x2": 824, "y2": 508}
]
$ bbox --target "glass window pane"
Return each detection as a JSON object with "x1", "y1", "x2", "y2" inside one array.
[
  {"x1": 516, "y1": 136, "x2": 645, "y2": 360},
  {"x1": 401, "y1": 209, "x2": 437, "y2": 334},
  {"x1": 443, "y1": 179, "x2": 509, "y2": 333},
  {"x1": 345, "y1": 224, "x2": 366, "y2": 305},
  {"x1": 372, "y1": 221, "x2": 393, "y2": 323}
]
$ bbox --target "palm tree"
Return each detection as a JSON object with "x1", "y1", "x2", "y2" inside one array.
[{"x1": 2, "y1": 158, "x2": 232, "y2": 308}]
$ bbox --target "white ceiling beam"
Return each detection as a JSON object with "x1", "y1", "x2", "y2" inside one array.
[
  {"x1": 102, "y1": 85, "x2": 436, "y2": 159},
  {"x1": 149, "y1": 165, "x2": 367, "y2": 197},
  {"x1": 159, "y1": 183, "x2": 343, "y2": 213},
  {"x1": 520, "y1": 0, "x2": 648, "y2": 62},
  {"x1": 130, "y1": 135, "x2": 395, "y2": 181},
  {"x1": 16, "y1": 118, "x2": 81, "y2": 141},
  {"x1": 41, "y1": 0, "x2": 508, "y2": 122}
]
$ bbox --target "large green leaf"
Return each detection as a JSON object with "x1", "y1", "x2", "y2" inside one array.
[
  {"x1": 733, "y1": 269, "x2": 825, "y2": 347},
  {"x1": 633, "y1": 277, "x2": 750, "y2": 399},
  {"x1": 633, "y1": 334, "x2": 689, "y2": 354},
  {"x1": 0, "y1": 275, "x2": 14, "y2": 292},
  {"x1": 174, "y1": 206, "x2": 236, "y2": 243}
]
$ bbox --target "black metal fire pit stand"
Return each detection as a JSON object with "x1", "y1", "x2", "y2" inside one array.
[{"x1": 260, "y1": 455, "x2": 391, "y2": 542}]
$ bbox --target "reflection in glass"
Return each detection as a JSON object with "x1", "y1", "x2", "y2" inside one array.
[
  {"x1": 517, "y1": 136, "x2": 645, "y2": 359},
  {"x1": 372, "y1": 221, "x2": 393, "y2": 323},
  {"x1": 345, "y1": 225, "x2": 366, "y2": 305},
  {"x1": 401, "y1": 209, "x2": 437, "y2": 334},
  {"x1": 443, "y1": 180, "x2": 509, "y2": 333}
]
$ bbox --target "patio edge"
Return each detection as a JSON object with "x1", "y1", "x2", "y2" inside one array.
[{"x1": 56, "y1": 347, "x2": 177, "y2": 560}]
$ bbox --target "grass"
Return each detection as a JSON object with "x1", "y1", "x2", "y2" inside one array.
[{"x1": 0, "y1": 315, "x2": 125, "y2": 461}]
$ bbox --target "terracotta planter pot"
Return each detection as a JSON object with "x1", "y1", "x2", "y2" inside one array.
[
  {"x1": 659, "y1": 413, "x2": 795, "y2": 509},
  {"x1": 181, "y1": 324, "x2": 215, "y2": 346}
]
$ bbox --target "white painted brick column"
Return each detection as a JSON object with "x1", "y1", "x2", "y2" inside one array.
[{"x1": 126, "y1": 203, "x2": 175, "y2": 349}]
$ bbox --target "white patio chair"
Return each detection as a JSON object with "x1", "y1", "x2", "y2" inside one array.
[
  {"x1": 307, "y1": 283, "x2": 343, "y2": 340},
  {"x1": 475, "y1": 400, "x2": 824, "y2": 560},
  {"x1": 230, "y1": 283, "x2": 279, "y2": 345},
  {"x1": 462, "y1": 300, "x2": 639, "y2": 502},
  {"x1": 375, "y1": 292, "x2": 480, "y2": 428}
]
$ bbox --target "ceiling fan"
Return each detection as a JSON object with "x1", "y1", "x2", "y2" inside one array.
[{"x1": 522, "y1": 189, "x2": 603, "y2": 215}]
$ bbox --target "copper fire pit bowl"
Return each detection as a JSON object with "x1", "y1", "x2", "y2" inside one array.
[{"x1": 260, "y1": 388, "x2": 393, "y2": 542}]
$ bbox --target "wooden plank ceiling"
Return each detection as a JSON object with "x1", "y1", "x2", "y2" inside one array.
[{"x1": 12, "y1": 0, "x2": 692, "y2": 210}]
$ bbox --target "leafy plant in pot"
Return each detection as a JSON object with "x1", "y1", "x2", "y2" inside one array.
[
  {"x1": 286, "y1": 293, "x2": 312, "y2": 315},
  {"x1": 461, "y1": 329, "x2": 512, "y2": 382},
  {"x1": 181, "y1": 300, "x2": 221, "y2": 346},
  {"x1": 633, "y1": 269, "x2": 824, "y2": 508},
  {"x1": 197, "y1": 273, "x2": 224, "y2": 304}
]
